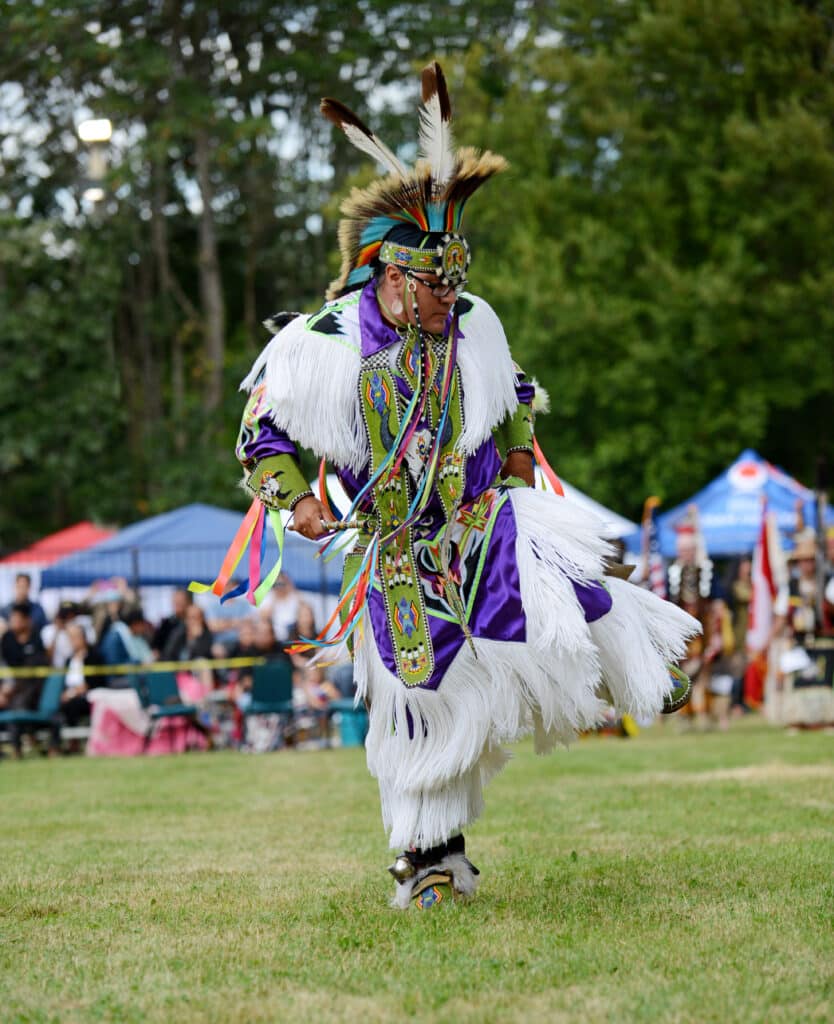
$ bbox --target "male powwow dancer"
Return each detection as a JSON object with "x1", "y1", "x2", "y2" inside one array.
[{"x1": 223, "y1": 62, "x2": 700, "y2": 909}]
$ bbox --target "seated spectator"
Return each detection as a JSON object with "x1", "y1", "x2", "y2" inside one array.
[
  {"x1": 225, "y1": 619, "x2": 259, "y2": 660},
  {"x1": 287, "y1": 602, "x2": 319, "y2": 670},
  {"x1": 152, "y1": 588, "x2": 192, "y2": 658},
  {"x1": 195, "y1": 580, "x2": 258, "y2": 648},
  {"x1": 263, "y1": 573, "x2": 300, "y2": 642},
  {"x1": 297, "y1": 664, "x2": 340, "y2": 711},
  {"x1": 254, "y1": 618, "x2": 290, "y2": 663},
  {"x1": 293, "y1": 664, "x2": 340, "y2": 746},
  {"x1": 0, "y1": 603, "x2": 48, "y2": 712},
  {"x1": 59, "y1": 623, "x2": 104, "y2": 742},
  {"x1": 0, "y1": 603, "x2": 57, "y2": 757},
  {"x1": 99, "y1": 607, "x2": 153, "y2": 677},
  {"x1": 42, "y1": 600, "x2": 81, "y2": 668},
  {"x1": 163, "y1": 604, "x2": 214, "y2": 662},
  {"x1": 1, "y1": 572, "x2": 47, "y2": 633}
]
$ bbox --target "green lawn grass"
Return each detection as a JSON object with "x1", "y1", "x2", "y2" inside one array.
[{"x1": 1, "y1": 720, "x2": 832, "y2": 1023}]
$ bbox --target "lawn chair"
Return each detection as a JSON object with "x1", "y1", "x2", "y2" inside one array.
[
  {"x1": 133, "y1": 671, "x2": 210, "y2": 753},
  {"x1": 0, "y1": 673, "x2": 64, "y2": 756},
  {"x1": 326, "y1": 698, "x2": 369, "y2": 748},
  {"x1": 242, "y1": 660, "x2": 295, "y2": 749}
]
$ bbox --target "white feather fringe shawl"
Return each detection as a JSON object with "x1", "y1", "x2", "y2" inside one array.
[{"x1": 239, "y1": 293, "x2": 519, "y2": 473}]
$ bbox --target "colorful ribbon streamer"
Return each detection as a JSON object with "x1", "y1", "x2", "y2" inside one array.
[
  {"x1": 532, "y1": 435, "x2": 565, "y2": 497},
  {"x1": 189, "y1": 498, "x2": 285, "y2": 607}
]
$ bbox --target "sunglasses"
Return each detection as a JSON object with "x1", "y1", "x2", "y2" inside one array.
[{"x1": 407, "y1": 272, "x2": 467, "y2": 299}]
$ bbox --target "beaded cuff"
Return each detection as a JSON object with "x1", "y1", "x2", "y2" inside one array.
[{"x1": 245, "y1": 454, "x2": 311, "y2": 512}]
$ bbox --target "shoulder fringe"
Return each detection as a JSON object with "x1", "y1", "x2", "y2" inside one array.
[
  {"x1": 240, "y1": 336, "x2": 277, "y2": 394},
  {"x1": 263, "y1": 307, "x2": 367, "y2": 473},
  {"x1": 455, "y1": 296, "x2": 519, "y2": 453},
  {"x1": 355, "y1": 487, "x2": 702, "y2": 851}
]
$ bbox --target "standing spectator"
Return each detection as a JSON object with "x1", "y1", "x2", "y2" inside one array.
[
  {"x1": 152, "y1": 588, "x2": 192, "y2": 658},
  {"x1": 1, "y1": 573, "x2": 47, "y2": 633},
  {"x1": 824, "y1": 526, "x2": 834, "y2": 636},
  {"x1": 703, "y1": 596, "x2": 736, "y2": 731},
  {"x1": 730, "y1": 558, "x2": 753, "y2": 713}
]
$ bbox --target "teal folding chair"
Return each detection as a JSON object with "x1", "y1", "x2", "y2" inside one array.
[
  {"x1": 134, "y1": 671, "x2": 210, "y2": 752},
  {"x1": 326, "y1": 699, "x2": 368, "y2": 748},
  {"x1": 242, "y1": 660, "x2": 295, "y2": 745},
  {"x1": 0, "y1": 673, "x2": 65, "y2": 755}
]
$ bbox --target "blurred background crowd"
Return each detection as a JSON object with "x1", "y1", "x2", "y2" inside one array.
[{"x1": 0, "y1": 569, "x2": 355, "y2": 758}]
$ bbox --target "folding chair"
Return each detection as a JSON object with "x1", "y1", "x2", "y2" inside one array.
[
  {"x1": 0, "y1": 673, "x2": 65, "y2": 756},
  {"x1": 242, "y1": 660, "x2": 295, "y2": 748},
  {"x1": 133, "y1": 671, "x2": 209, "y2": 752},
  {"x1": 325, "y1": 699, "x2": 369, "y2": 748}
]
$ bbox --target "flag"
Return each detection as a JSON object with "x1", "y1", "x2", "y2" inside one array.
[
  {"x1": 747, "y1": 503, "x2": 786, "y2": 652},
  {"x1": 642, "y1": 497, "x2": 666, "y2": 598}
]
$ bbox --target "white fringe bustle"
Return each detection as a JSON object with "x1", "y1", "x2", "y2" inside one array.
[{"x1": 355, "y1": 487, "x2": 701, "y2": 851}]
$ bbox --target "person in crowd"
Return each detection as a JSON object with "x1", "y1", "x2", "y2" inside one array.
[
  {"x1": 252, "y1": 617, "x2": 289, "y2": 662},
  {"x1": 1, "y1": 602, "x2": 49, "y2": 710},
  {"x1": 0, "y1": 603, "x2": 56, "y2": 757},
  {"x1": 702, "y1": 594, "x2": 736, "y2": 731},
  {"x1": 164, "y1": 603, "x2": 214, "y2": 662},
  {"x1": 292, "y1": 663, "x2": 341, "y2": 745},
  {"x1": 824, "y1": 526, "x2": 834, "y2": 636},
  {"x1": 787, "y1": 528, "x2": 823, "y2": 641},
  {"x1": 667, "y1": 514, "x2": 714, "y2": 726},
  {"x1": 263, "y1": 573, "x2": 300, "y2": 642},
  {"x1": 225, "y1": 619, "x2": 259, "y2": 660},
  {"x1": 41, "y1": 600, "x2": 80, "y2": 668},
  {"x1": 729, "y1": 558, "x2": 753, "y2": 713},
  {"x1": 59, "y1": 623, "x2": 104, "y2": 743},
  {"x1": 195, "y1": 580, "x2": 259, "y2": 649},
  {"x1": 99, "y1": 607, "x2": 153, "y2": 680},
  {"x1": 1, "y1": 573, "x2": 48, "y2": 633},
  {"x1": 287, "y1": 602, "x2": 318, "y2": 670},
  {"x1": 152, "y1": 588, "x2": 192, "y2": 658}
]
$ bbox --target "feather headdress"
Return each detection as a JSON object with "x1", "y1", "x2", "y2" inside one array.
[{"x1": 321, "y1": 61, "x2": 507, "y2": 299}]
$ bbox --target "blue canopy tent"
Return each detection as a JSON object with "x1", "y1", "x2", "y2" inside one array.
[
  {"x1": 622, "y1": 450, "x2": 833, "y2": 558},
  {"x1": 40, "y1": 503, "x2": 343, "y2": 595}
]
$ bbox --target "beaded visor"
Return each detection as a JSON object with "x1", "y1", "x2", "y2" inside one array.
[{"x1": 379, "y1": 233, "x2": 471, "y2": 287}]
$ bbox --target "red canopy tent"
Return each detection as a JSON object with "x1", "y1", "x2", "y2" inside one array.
[
  {"x1": 0, "y1": 522, "x2": 115, "y2": 613},
  {"x1": 1, "y1": 522, "x2": 115, "y2": 566}
]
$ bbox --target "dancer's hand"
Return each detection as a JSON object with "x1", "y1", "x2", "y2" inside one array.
[{"x1": 291, "y1": 496, "x2": 331, "y2": 540}]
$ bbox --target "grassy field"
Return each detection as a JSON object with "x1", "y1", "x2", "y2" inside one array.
[{"x1": 1, "y1": 720, "x2": 832, "y2": 1023}]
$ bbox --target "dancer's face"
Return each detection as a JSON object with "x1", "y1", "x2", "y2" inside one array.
[{"x1": 404, "y1": 272, "x2": 459, "y2": 335}]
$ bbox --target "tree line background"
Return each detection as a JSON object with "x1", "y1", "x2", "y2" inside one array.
[{"x1": 1, "y1": 0, "x2": 833, "y2": 551}]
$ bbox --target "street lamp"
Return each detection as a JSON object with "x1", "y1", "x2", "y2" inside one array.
[{"x1": 76, "y1": 117, "x2": 113, "y2": 204}]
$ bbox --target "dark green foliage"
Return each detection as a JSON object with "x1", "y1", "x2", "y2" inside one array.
[{"x1": 1, "y1": 1, "x2": 832, "y2": 548}]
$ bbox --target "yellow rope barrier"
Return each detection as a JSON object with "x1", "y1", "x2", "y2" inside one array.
[{"x1": 0, "y1": 657, "x2": 267, "y2": 680}]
